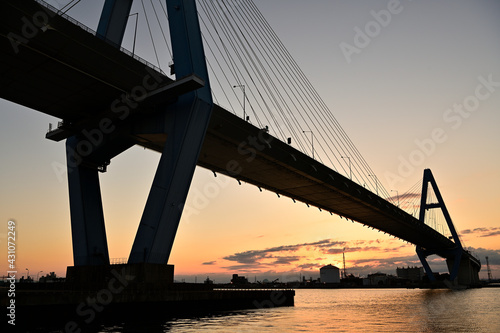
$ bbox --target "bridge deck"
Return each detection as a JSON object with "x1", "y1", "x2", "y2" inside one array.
[{"x1": 0, "y1": 1, "x2": 479, "y2": 268}]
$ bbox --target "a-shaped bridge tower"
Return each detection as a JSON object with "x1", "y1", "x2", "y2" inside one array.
[{"x1": 417, "y1": 169, "x2": 480, "y2": 286}]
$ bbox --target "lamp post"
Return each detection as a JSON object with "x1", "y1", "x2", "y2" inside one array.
[
  {"x1": 341, "y1": 156, "x2": 351, "y2": 180},
  {"x1": 391, "y1": 189, "x2": 399, "y2": 207},
  {"x1": 233, "y1": 85, "x2": 246, "y2": 121},
  {"x1": 25, "y1": 268, "x2": 29, "y2": 280},
  {"x1": 37, "y1": 271, "x2": 43, "y2": 282},
  {"x1": 129, "y1": 13, "x2": 139, "y2": 56},
  {"x1": 302, "y1": 130, "x2": 314, "y2": 159},
  {"x1": 368, "y1": 174, "x2": 378, "y2": 195}
]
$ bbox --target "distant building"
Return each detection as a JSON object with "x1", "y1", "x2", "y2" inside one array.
[
  {"x1": 396, "y1": 266, "x2": 425, "y2": 282},
  {"x1": 367, "y1": 272, "x2": 388, "y2": 286},
  {"x1": 231, "y1": 274, "x2": 248, "y2": 285},
  {"x1": 39, "y1": 272, "x2": 60, "y2": 283},
  {"x1": 320, "y1": 264, "x2": 340, "y2": 283},
  {"x1": 365, "y1": 272, "x2": 401, "y2": 286},
  {"x1": 342, "y1": 274, "x2": 363, "y2": 287}
]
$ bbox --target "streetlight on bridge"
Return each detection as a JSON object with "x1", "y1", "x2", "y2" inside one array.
[
  {"x1": 128, "y1": 13, "x2": 139, "y2": 56},
  {"x1": 368, "y1": 174, "x2": 378, "y2": 195},
  {"x1": 302, "y1": 130, "x2": 314, "y2": 159},
  {"x1": 37, "y1": 270, "x2": 43, "y2": 282},
  {"x1": 233, "y1": 84, "x2": 246, "y2": 121},
  {"x1": 391, "y1": 189, "x2": 399, "y2": 207},
  {"x1": 341, "y1": 156, "x2": 351, "y2": 180}
]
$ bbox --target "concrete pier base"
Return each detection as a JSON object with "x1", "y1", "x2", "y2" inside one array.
[
  {"x1": 1, "y1": 264, "x2": 294, "y2": 331},
  {"x1": 446, "y1": 256, "x2": 481, "y2": 287},
  {"x1": 66, "y1": 263, "x2": 174, "y2": 290}
]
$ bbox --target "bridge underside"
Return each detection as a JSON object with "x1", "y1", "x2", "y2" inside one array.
[{"x1": 0, "y1": 1, "x2": 479, "y2": 282}]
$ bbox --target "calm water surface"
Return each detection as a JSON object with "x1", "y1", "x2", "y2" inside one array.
[{"x1": 96, "y1": 288, "x2": 500, "y2": 332}]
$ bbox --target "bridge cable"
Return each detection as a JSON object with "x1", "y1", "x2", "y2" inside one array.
[
  {"x1": 199, "y1": 0, "x2": 271, "y2": 128},
  {"x1": 199, "y1": 0, "x2": 269, "y2": 127},
  {"x1": 245, "y1": 0, "x2": 389, "y2": 193},
  {"x1": 151, "y1": 0, "x2": 173, "y2": 58},
  {"x1": 221, "y1": 0, "x2": 310, "y2": 154},
  {"x1": 240, "y1": 0, "x2": 388, "y2": 193},
  {"x1": 229, "y1": 0, "x2": 320, "y2": 156},
  {"x1": 211, "y1": 0, "x2": 291, "y2": 141},
  {"x1": 228, "y1": 0, "x2": 340, "y2": 166},
  {"x1": 197, "y1": 0, "x2": 394, "y2": 201},
  {"x1": 197, "y1": 3, "x2": 241, "y2": 113},
  {"x1": 141, "y1": 0, "x2": 162, "y2": 70}
]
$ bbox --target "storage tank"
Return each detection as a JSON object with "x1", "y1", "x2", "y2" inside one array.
[{"x1": 320, "y1": 264, "x2": 340, "y2": 283}]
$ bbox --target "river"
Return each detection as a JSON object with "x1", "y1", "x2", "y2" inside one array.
[{"x1": 96, "y1": 288, "x2": 500, "y2": 332}]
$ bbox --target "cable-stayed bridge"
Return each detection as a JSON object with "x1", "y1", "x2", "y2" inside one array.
[{"x1": 0, "y1": 0, "x2": 480, "y2": 286}]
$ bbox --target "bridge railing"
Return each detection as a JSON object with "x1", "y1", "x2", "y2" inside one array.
[
  {"x1": 35, "y1": 0, "x2": 166, "y2": 75},
  {"x1": 110, "y1": 258, "x2": 128, "y2": 265}
]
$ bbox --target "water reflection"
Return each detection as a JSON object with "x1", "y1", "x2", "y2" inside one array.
[{"x1": 27, "y1": 288, "x2": 500, "y2": 332}]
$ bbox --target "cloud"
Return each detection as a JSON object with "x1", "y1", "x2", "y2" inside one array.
[
  {"x1": 460, "y1": 227, "x2": 500, "y2": 238},
  {"x1": 202, "y1": 261, "x2": 216, "y2": 265},
  {"x1": 350, "y1": 254, "x2": 420, "y2": 266},
  {"x1": 297, "y1": 263, "x2": 322, "y2": 270},
  {"x1": 220, "y1": 238, "x2": 411, "y2": 273},
  {"x1": 222, "y1": 239, "x2": 341, "y2": 265},
  {"x1": 480, "y1": 230, "x2": 500, "y2": 238},
  {"x1": 273, "y1": 256, "x2": 302, "y2": 265},
  {"x1": 324, "y1": 246, "x2": 381, "y2": 255},
  {"x1": 474, "y1": 227, "x2": 492, "y2": 232},
  {"x1": 193, "y1": 246, "x2": 500, "y2": 283},
  {"x1": 468, "y1": 247, "x2": 500, "y2": 265},
  {"x1": 324, "y1": 248, "x2": 344, "y2": 254},
  {"x1": 346, "y1": 254, "x2": 429, "y2": 275},
  {"x1": 387, "y1": 192, "x2": 420, "y2": 204},
  {"x1": 221, "y1": 264, "x2": 273, "y2": 272}
]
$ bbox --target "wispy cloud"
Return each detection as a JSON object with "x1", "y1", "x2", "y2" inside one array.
[
  {"x1": 222, "y1": 239, "x2": 341, "y2": 266},
  {"x1": 469, "y1": 247, "x2": 500, "y2": 265},
  {"x1": 460, "y1": 227, "x2": 500, "y2": 238},
  {"x1": 221, "y1": 238, "x2": 412, "y2": 273},
  {"x1": 324, "y1": 246, "x2": 380, "y2": 254},
  {"x1": 202, "y1": 261, "x2": 216, "y2": 265},
  {"x1": 187, "y1": 246, "x2": 500, "y2": 283},
  {"x1": 481, "y1": 230, "x2": 500, "y2": 238},
  {"x1": 221, "y1": 264, "x2": 272, "y2": 272},
  {"x1": 273, "y1": 256, "x2": 302, "y2": 265},
  {"x1": 297, "y1": 263, "x2": 322, "y2": 270}
]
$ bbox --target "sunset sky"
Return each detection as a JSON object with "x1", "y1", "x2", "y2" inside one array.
[{"x1": 1, "y1": 0, "x2": 499, "y2": 283}]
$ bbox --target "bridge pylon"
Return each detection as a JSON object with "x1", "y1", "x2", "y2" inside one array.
[
  {"x1": 416, "y1": 169, "x2": 480, "y2": 287},
  {"x1": 128, "y1": 0, "x2": 213, "y2": 264},
  {"x1": 64, "y1": 0, "x2": 213, "y2": 271}
]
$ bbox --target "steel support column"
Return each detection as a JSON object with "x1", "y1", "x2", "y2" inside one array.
[
  {"x1": 416, "y1": 246, "x2": 436, "y2": 282},
  {"x1": 96, "y1": 0, "x2": 134, "y2": 46},
  {"x1": 64, "y1": 0, "x2": 134, "y2": 267},
  {"x1": 128, "y1": 0, "x2": 213, "y2": 264},
  {"x1": 66, "y1": 137, "x2": 110, "y2": 266}
]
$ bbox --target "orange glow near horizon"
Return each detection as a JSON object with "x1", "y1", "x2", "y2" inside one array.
[{"x1": 2, "y1": 156, "x2": 499, "y2": 282}]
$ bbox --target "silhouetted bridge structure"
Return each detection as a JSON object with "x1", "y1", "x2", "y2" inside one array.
[{"x1": 0, "y1": 0, "x2": 480, "y2": 286}]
